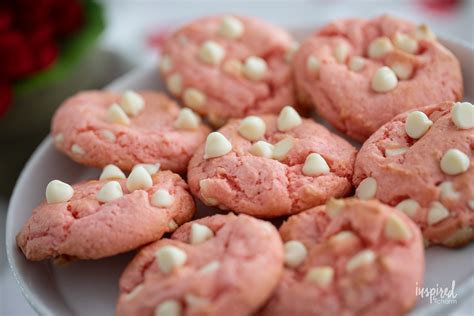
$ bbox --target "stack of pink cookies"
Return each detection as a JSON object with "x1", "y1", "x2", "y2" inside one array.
[{"x1": 17, "y1": 14, "x2": 472, "y2": 316}]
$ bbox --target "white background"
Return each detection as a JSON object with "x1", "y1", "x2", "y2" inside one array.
[{"x1": 1, "y1": 0, "x2": 473, "y2": 315}]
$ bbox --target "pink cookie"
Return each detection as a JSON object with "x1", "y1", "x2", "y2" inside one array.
[
  {"x1": 260, "y1": 198, "x2": 424, "y2": 316},
  {"x1": 17, "y1": 168, "x2": 195, "y2": 261},
  {"x1": 160, "y1": 15, "x2": 297, "y2": 125},
  {"x1": 116, "y1": 213, "x2": 283, "y2": 316},
  {"x1": 293, "y1": 15, "x2": 463, "y2": 141},
  {"x1": 187, "y1": 108, "x2": 357, "y2": 217},
  {"x1": 52, "y1": 90, "x2": 210, "y2": 173},
  {"x1": 353, "y1": 101, "x2": 474, "y2": 247}
]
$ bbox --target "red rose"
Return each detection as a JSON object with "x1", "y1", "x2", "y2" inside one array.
[
  {"x1": 26, "y1": 23, "x2": 54, "y2": 48},
  {"x1": 0, "y1": 31, "x2": 34, "y2": 79},
  {"x1": 14, "y1": 0, "x2": 55, "y2": 33},
  {"x1": 0, "y1": 8, "x2": 12, "y2": 32},
  {"x1": 0, "y1": 0, "x2": 87, "y2": 117},
  {"x1": 35, "y1": 42, "x2": 58, "y2": 71},
  {"x1": 51, "y1": 0, "x2": 83, "y2": 37}
]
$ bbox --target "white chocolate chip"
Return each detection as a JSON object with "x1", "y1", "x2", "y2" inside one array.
[
  {"x1": 96, "y1": 181, "x2": 123, "y2": 203},
  {"x1": 349, "y1": 56, "x2": 365, "y2": 72},
  {"x1": 159, "y1": 54, "x2": 173, "y2": 74},
  {"x1": 284, "y1": 240, "x2": 307, "y2": 268},
  {"x1": 413, "y1": 24, "x2": 436, "y2": 40},
  {"x1": 126, "y1": 165, "x2": 153, "y2": 192},
  {"x1": 277, "y1": 106, "x2": 302, "y2": 132},
  {"x1": 199, "y1": 40, "x2": 225, "y2": 65},
  {"x1": 152, "y1": 189, "x2": 174, "y2": 208},
  {"x1": 368, "y1": 37, "x2": 394, "y2": 58},
  {"x1": 249, "y1": 141, "x2": 274, "y2": 158},
  {"x1": 134, "y1": 163, "x2": 160, "y2": 175},
  {"x1": 355, "y1": 177, "x2": 377, "y2": 200},
  {"x1": 385, "y1": 213, "x2": 412, "y2": 241},
  {"x1": 395, "y1": 199, "x2": 419, "y2": 218},
  {"x1": 125, "y1": 284, "x2": 144, "y2": 301},
  {"x1": 451, "y1": 102, "x2": 474, "y2": 129},
  {"x1": 272, "y1": 137, "x2": 293, "y2": 161},
  {"x1": 54, "y1": 133, "x2": 64, "y2": 143},
  {"x1": 120, "y1": 90, "x2": 145, "y2": 116},
  {"x1": 333, "y1": 42, "x2": 349, "y2": 63},
  {"x1": 166, "y1": 73, "x2": 182, "y2": 96},
  {"x1": 223, "y1": 58, "x2": 243, "y2": 77},
  {"x1": 440, "y1": 149, "x2": 470, "y2": 175},
  {"x1": 218, "y1": 16, "x2": 244, "y2": 39},
  {"x1": 168, "y1": 219, "x2": 178, "y2": 230},
  {"x1": 238, "y1": 116, "x2": 266, "y2": 141},
  {"x1": 190, "y1": 223, "x2": 214, "y2": 244},
  {"x1": 183, "y1": 88, "x2": 206, "y2": 111},
  {"x1": 174, "y1": 108, "x2": 200, "y2": 130},
  {"x1": 71, "y1": 144, "x2": 85, "y2": 155},
  {"x1": 155, "y1": 245, "x2": 187, "y2": 274},
  {"x1": 107, "y1": 103, "x2": 130, "y2": 125},
  {"x1": 199, "y1": 179, "x2": 218, "y2": 206},
  {"x1": 329, "y1": 231, "x2": 357, "y2": 245},
  {"x1": 371, "y1": 66, "x2": 398, "y2": 93},
  {"x1": 302, "y1": 153, "x2": 330, "y2": 176},
  {"x1": 385, "y1": 147, "x2": 408, "y2": 157},
  {"x1": 305, "y1": 266, "x2": 334, "y2": 287},
  {"x1": 199, "y1": 260, "x2": 220, "y2": 274},
  {"x1": 390, "y1": 62, "x2": 414, "y2": 80},
  {"x1": 185, "y1": 294, "x2": 209, "y2": 306},
  {"x1": 204, "y1": 132, "x2": 232, "y2": 159},
  {"x1": 393, "y1": 33, "x2": 419, "y2": 54},
  {"x1": 261, "y1": 221, "x2": 276, "y2": 234},
  {"x1": 154, "y1": 299, "x2": 181, "y2": 316},
  {"x1": 306, "y1": 55, "x2": 320, "y2": 75},
  {"x1": 405, "y1": 111, "x2": 433, "y2": 139},
  {"x1": 326, "y1": 198, "x2": 345, "y2": 218},
  {"x1": 428, "y1": 201, "x2": 450, "y2": 225},
  {"x1": 100, "y1": 130, "x2": 116, "y2": 142},
  {"x1": 468, "y1": 200, "x2": 474, "y2": 210},
  {"x1": 100, "y1": 164, "x2": 126, "y2": 180},
  {"x1": 346, "y1": 249, "x2": 376, "y2": 272},
  {"x1": 243, "y1": 56, "x2": 267, "y2": 81},
  {"x1": 285, "y1": 41, "x2": 300, "y2": 62},
  {"x1": 439, "y1": 181, "x2": 460, "y2": 200},
  {"x1": 45, "y1": 180, "x2": 74, "y2": 204}
]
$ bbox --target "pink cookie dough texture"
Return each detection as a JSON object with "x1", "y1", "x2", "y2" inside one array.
[
  {"x1": 260, "y1": 198, "x2": 424, "y2": 316},
  {"x1": 17, "y1": 171, "x2": 195, "y2": 261},
  {"x1": 116, "y1": 213, "x2": 284, "y2": 316},
  {"x1": 187, "y1": 115, "x2": 357, "y2": 218},
  {"x1": 160, "y1": 15, "x2": 297, "y2": 122},
  {"x1": 293, "y1": 15, "x2": 463, "y2": 141},
  {"x1": 353, "y1": 101, "x2": 473, "y2": 247},
  {"x1": 51, "y1": 90, "x2": 210, "y2": 173}
]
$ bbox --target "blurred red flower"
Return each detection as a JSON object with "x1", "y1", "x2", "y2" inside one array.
[
  {"x1": 0, "y1": 31, "x2": 35, "y2": 79},
  {"x1": 0, "y1": 0, "x2": 84, "y2": 117}
]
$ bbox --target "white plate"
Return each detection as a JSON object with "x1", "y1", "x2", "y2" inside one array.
[{"x1": 6, "y1": 30, "x2": 474, "y2": 316}]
